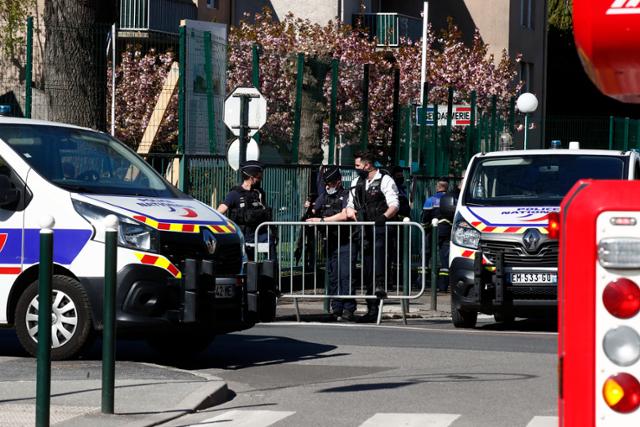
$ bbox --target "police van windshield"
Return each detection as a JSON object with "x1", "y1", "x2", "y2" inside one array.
[
  {"x1": 0, "y1": 124, "x2": 180, "y2": 198},
  {"x1": 465, "y1": 154, "x2": 627, "y2": 206}
]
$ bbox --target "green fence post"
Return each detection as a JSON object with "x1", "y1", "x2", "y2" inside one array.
[
  {"x1": 624, "y1": 117, "x2": 630, "y2": 151},
  {"x1": 432, "y1": 104, "x2": 439, "y2": 176},
  {"x1": 444, "y1": 87, "x2": 454, "y2": 176},
  {"x1": 466, "y1": 91, "x2": 477, "y2": 164},
  {"x1": 360, "y1": 64, "x2": 370, "y2": 150},
  {"x1": 36, "y1": 216, "x2": 54, "y2": 427},
  {"x1": 420, "y1": 82, "x2": 429, "y2": 174},
  {"x1": 25, "y1": 16, "x2": 33, "y2": 119},
  {"x1": 430, "y1": 218, "x2": 438, "y2": 311},
  {"x1": 291, "y1": 53, "x2": 304, "y2": 163},
  {"x1": 508, "y1": 96, "x2": 515, "y2": 133},
  {"x1": 178, "y1": 25, "x2": 186, "y2": 191},
  {"x1": 252, "y1": 44, "x2": 261, "y2": 145},
  {"x1": 391, "y1": 68, "x2": 401, "y2": 166},
  {"x1": 102, "y1": 216, "x2": 118, "y2": 414},
  {"x1": 636, "y1": 119, "x2": 640, "y2": 149},
  {"x1": 490, "y1": 95, "x2": 497, "y2": 152},
  {"x1": 609, "y1": 116, "x2": 614, "y2": 150},
  {"x1": 203, "y1": 32, "x2": 216, "y2": 154},
  {"x1": 328, "y1": 58, "x2": 339, "y2": 165},
  {"x1": 403, "y1": 106, "x2": 411, "y2": 166}
]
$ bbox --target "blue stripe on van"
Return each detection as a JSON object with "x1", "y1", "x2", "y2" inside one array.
[{"x1": 23, "y1": 229, "x2": 92, "y2": 265}]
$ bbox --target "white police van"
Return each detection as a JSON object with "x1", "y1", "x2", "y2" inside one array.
[
  {"x1": 0, "y1": 117, "x2": 276, "y2": 359},
  {"x1": 446, "y1": 144, "x2": 640, "y2": 327}
]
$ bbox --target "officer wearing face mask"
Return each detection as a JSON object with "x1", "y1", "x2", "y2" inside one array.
[
  {"x1": 346, "y1": 151, "x2": 399, "y2": 323},
  {"x1": 217, "y1": 160, "x2": 274, "y2": 260},
  {"x1": 306, "y1": 166, "x2": 356, "y2": 321}
]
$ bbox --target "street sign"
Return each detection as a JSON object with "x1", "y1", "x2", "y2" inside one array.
[
  {"x1": 224, "y1": 87, "x2": 267, "y2": 137},
  {"x1": 416, "y1": 104, "x2": 473, "y2": 126},
  {"x1": 227, "y1": 138, "x2": 260, "y2": 171}
]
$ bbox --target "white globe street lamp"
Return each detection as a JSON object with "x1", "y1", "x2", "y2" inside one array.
[{"x1": 516, "y1": 93, "x2": 538, "y2": 149}]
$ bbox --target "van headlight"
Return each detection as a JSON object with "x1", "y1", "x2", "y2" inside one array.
[
  {"x1": 73, "y1": 200, "x2": 159, "y2": 252},
  {"x1": 452, "y1": 215, "x2": 480, "y2": 249}
]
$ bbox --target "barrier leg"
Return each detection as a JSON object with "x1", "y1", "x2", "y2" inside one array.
[
  {"x1": 376, "y1": 299, "x2": 384, "y2": 325},
  {"x1": 294, "y1": 298, "x2": 300, "y2": 322}
]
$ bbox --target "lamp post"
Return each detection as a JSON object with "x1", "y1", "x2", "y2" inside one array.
[{"x1": 516, "y1": 92, "x2": 538, "y2": 149}]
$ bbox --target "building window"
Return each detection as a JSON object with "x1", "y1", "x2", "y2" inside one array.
[
  {"x1": 520, "y1": 61, "x2": 534, "y2": 93},
  {"x1": 520, "y1": 0, "x2": 534, "y2": 29},
  {"x1": 206, "y1": 0, "x2": 219, "y2": 9}
]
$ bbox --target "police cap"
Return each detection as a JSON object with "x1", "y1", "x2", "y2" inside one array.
[
  {"x1": 322, "y1": 165, "x2": 341, "y2": 183},
  {"x1": 240, "y1": 160, "x2": 264, "y2": 177}
]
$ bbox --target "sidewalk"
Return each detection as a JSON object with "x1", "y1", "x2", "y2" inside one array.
[
  {"x1": 275, "y1": 291, "x2": 453, "y2": 322},
  {"x1": 0, "y1": 357, "x2": 228, "y2": 427}
]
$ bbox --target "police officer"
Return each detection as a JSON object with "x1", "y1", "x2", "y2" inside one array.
[
  {"x1": 391, "y1": 166, "x2": 411, "y2": 220},
  {"x1": 217, "y1": 160, "x2": 274, "y2": 260},
  {"x1": 422, "y1": 178, "x2": 452, "y2": 292},
  {"x1": 346, "y1": 151, "x2": 399, "y2": 323},
  {"x1": 306, "y1": 166, "x2": 356, "y2": 321}
]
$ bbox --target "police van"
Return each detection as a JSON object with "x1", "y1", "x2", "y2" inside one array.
[
  {"x1": 0, "y1": 117, "x2": 276, "y2": 359},
  {"x1": 445, "y1": 144, "x2": 640, "y2": 327}
]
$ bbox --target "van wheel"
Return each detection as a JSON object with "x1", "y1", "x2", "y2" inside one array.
[
  {"x1": 451, "y1": 300, "x2": 477, "y2": 328},
  {"x1": 15, "y1": 275, "x2": 93, "y2": 360}
]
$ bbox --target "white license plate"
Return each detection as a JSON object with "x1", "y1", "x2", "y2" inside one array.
[
  {"x1": 510, "y1": 273, "x2": 557, "y2": 285},
  {"x1": 214, "y1": 284, "x2": 234, "y2": 298}
]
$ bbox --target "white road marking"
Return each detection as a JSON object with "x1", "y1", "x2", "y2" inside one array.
[
  {"x1": 525, "y1": 416, "x2": 558, "y2": 427},
  {"x1": 194, "y1": 410, "x2": 295, "y2": 427},
  {"x1": 359, "y1": 413, "x2": 461, "y2": 427}
]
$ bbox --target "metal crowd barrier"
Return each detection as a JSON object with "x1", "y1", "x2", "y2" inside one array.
[{"x1": 254, "y1": 221, "x2": 428, "y2": 324}]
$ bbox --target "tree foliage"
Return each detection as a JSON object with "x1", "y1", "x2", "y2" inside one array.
[
  {"x1": 228, "y1": 10, "x2": 521, "y2": 158},
  {"x1": 0, "y1": 0, "x2": 34, "y2": 59},
  {"x1": 548, "y1": 0, "x2": 573, "y2": 31}
]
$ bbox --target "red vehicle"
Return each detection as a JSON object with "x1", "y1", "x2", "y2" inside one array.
[{"x1": 559, "y1": 1, "x2": 640, "y2": 424}]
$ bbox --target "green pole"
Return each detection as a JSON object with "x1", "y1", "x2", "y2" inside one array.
[
  {"x1": 328, "y1": 58, "x2": 339, "y2": 165},
  {"x1": 203, "y1": 32, "x2": 216, "y2": 154},
  {"x1": 252, "y1": 44, "x2": 261, "y2": 145},
  {"x1": 102, "y1": 216, "x2": 118, "y2": 414},
  {"x1": 609, "y1": 116, "x2": 614, "y2": 150},
  {"x1": 291, "y1": 53, "x2": 304, "y2": 163},
  {"x1": 444, "y1": 87, "x2": 454, "y2": 176},
  {"x1": 391, "y1": 67, "x2": 401, "y2": 166},
  {"x1": 178, "y1": 25, "x2": 186, "y2": 191},
  {"x1": 402, "y1": 224, "x2": 410, "y2": 314},
  {"x1": 360, "y1": 64, "x2": 370, "y2": 150},
  {"x1": 432, "y1": 104, "x2": 439, "y2": 176},
  {"x1": 403, "y1": 106, "x2": 411, "y2": 166},
  {"x1": 508, "y1": 96, "x2": 515, "y2": 133},
  {"x1": 25, "y1": 16, "x2": 33, "y2": 119},
  {"x1": 624, "y1": 117, "x2": 630, "y2": 151},
  {"x1": 490, "y1": 95, "x2": 497, "y2": 152},
  {"x1": 420, "y1": 82, "x2": 429, "y2": 174},
  {"x1": 36, "y1": 216, "x2": 54, "y2": 427},
  {"x1": 430, "y1": 218, "x2": 438, "y2": 311},
  {"x1": 466, "y1": 91, "x2": 477, "y2": 163}
]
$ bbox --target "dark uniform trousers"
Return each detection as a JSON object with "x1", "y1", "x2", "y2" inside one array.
[{"x1": 326, "y1": 234, "x2": 356, "y2": 315}]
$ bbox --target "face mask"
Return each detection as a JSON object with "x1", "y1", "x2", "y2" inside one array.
[
  {"x1": 251, "y1": 179, "x2": 261, "y2": 189},
  {"x1": 326, "y1": 187, "x2": 337, "y2": 195},
  {"x1": 357, "y1": 169, "x2": 369, "y2": 179}
]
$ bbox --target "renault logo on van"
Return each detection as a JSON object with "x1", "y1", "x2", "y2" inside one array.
[
  {"x1": 202, "y1": 228, "x2": 217, "y2": 255},
  {"x1": 523, "y1": 228, "x2": 542, "y2": 252}
]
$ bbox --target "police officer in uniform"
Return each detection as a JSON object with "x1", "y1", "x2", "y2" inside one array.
[
  {"x1": 422, "y1": 178, "x2": 452, "y2": 292},
  {"x1": 346, "y1": 151, "x2": 399, "y2": 323},
  {"x1": 217, "y1": 160, "x2": 274, "y2": 260},
  {"x1": 306, "y1": 166, "x2": 356, "y2": 321}
]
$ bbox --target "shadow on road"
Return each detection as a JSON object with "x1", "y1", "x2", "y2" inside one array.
[{"x1": 477, "y1": 317, "x2": 558, "y2": 333}]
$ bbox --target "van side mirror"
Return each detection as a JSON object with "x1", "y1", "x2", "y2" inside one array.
[
  {"x1": 0, "y1": 175, "x2": 19, "y2": 208},
  {"x1": 440, "y1": 194, "x2": 457, "y2": 221}
]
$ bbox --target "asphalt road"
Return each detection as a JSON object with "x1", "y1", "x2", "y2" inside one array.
[{"x1": 154, "y1": 317, "x2": 558, "y2": 427}]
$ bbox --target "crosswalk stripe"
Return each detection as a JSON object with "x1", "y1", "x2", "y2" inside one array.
[
  {"x1": 195, "y1": 410, "x2": 296, "y2": 427},
  {"x1": 359, "y1": 413, "x2": 461, "y2": 427},
  {"x1": 525, "y1": 416, "x2": 558, "y2": 427}
]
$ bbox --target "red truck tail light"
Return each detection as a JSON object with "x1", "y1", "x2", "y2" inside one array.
[
  {"x1": 603, "y1": 373, "x2": 640, "y2": 413},
  {"x1": 602, "y1": 278, "x2": 640, "y2": 319}
]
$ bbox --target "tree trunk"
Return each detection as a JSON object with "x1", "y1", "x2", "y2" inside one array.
[
  {"x1": 44, "y1": 0, "x2": 116, "y2": 130},
  {"x1": 297, "y1": 58, "x2": 329, "y2": 164}
]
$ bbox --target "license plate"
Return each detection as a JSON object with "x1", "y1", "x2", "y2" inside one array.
[
  {"x1": 214, "y1": 284, "x2": 234, "y2": 298},
  {"x1": 510, "y1": 273, "x2": 557, "y2": 285}
]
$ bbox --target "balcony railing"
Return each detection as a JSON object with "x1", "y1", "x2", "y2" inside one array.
[
  {"x1": 352, "y1": 13, "x2": 422, "y2": 47},
  {"x1": 120, "y1": 0, "x2": 197, "y2": 34}
]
